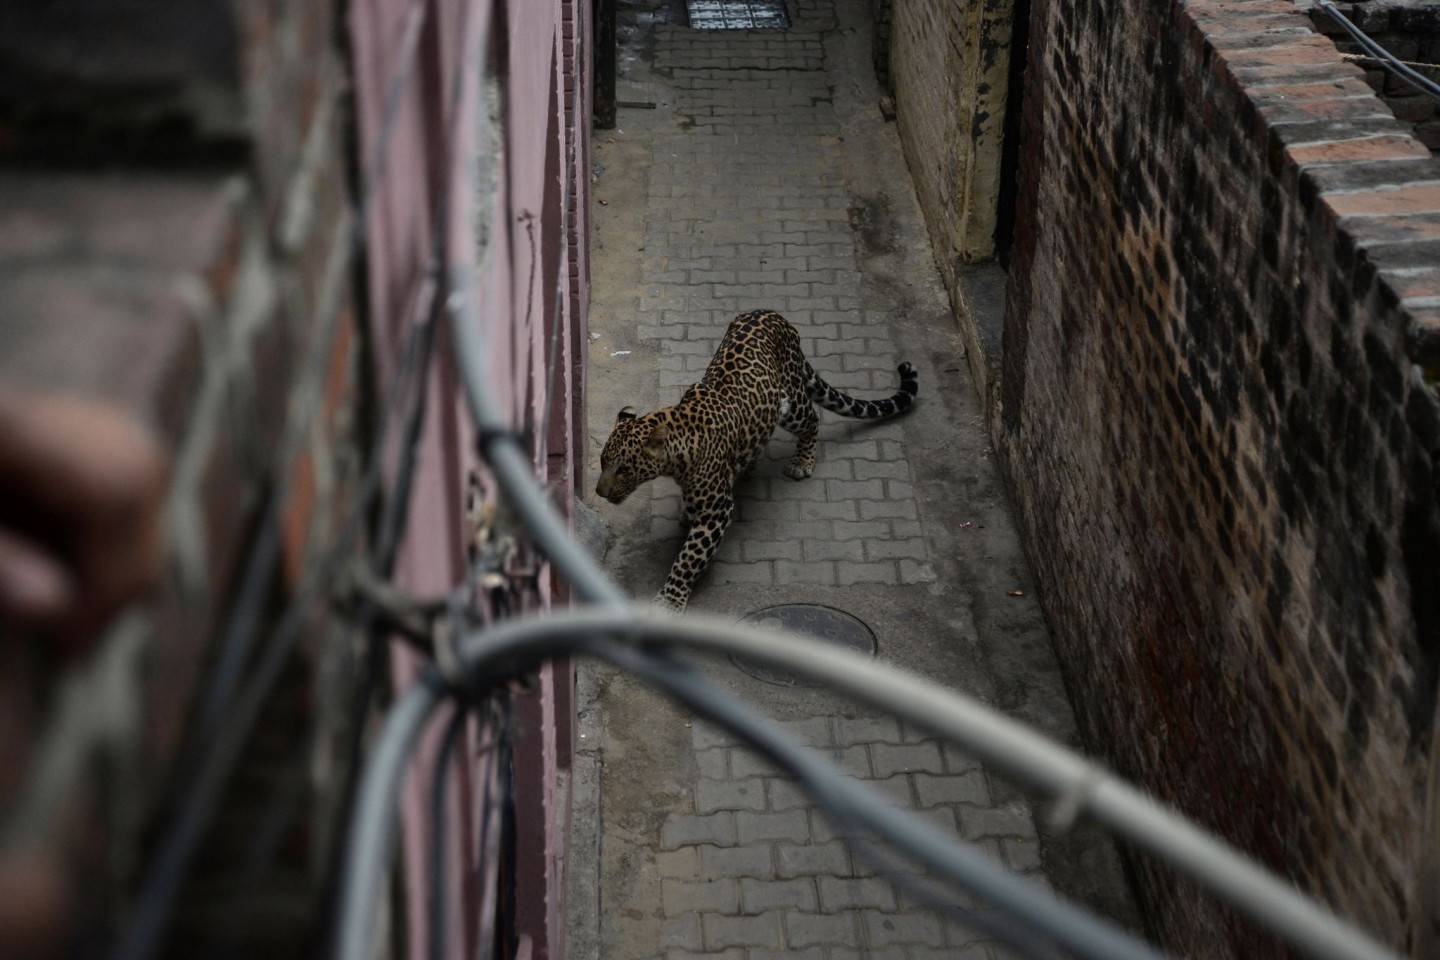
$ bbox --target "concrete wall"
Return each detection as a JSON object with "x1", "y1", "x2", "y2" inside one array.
[
  {"x1": 887, "y1": 0, "x2": 1014, "y2": 269},
  {"x1": 998, "y1": 0, "x2": 1440, "y2": 956}
]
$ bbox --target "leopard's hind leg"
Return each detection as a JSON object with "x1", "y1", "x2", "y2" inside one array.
[{"x1": 778, "y1": 396, "x2": 819, "y2": 480}]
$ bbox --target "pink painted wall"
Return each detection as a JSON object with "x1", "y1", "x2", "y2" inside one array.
[{"x1": 346, "y1": 0, "x2": 591, "y2": 956}]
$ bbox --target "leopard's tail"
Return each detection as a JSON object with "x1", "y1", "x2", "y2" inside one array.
[{"x1": 807, "y1": 362, "x2": 918, "y2": 419}]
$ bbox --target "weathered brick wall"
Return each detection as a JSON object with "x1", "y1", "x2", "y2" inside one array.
[
  {"x1": 999, "y1": 0, "x2": 1440, "y2": 955},
  {"x1": 1308, "y1": 0, "x2": 1440, "y2": 153},
  {"x1": 889, "y1": 0, "x2": 1014, "y2": 270},
  {"x1": 0, "y1": 0, "x2": 366, "y2": 953}
]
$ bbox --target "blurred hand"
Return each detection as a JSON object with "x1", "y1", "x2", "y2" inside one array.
[
  {"x1": 0, "y1": 388, "x2": 168, "y2": 656},
  {"x1": 0, "y1": 847, "x2": 68, "y2": 960}
]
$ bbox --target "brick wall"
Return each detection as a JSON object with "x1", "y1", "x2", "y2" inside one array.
[
  {"x1": 0, "y1": 0, "x2": 370, "y2": 953},
  {"x1": 1307, "y1": 0, "x2": 1440, "y2": 153},
  {"x1": 998, "y1": 0, "x2": 1440, "y2": 955},
  {"x1": 888, "y1": 0, "x2": 1014, "y2": 269}
]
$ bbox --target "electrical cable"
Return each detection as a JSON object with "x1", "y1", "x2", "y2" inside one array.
[
  {"x1": 471, "y1": 698, "x2": 509, "y2": 960},
  {"x1": 333, "y1": 626, "x2": 1163, "y2": 960},
  {"x1": 190, "y1": 0, "x2": 436, "y2": 747},
  {"x1": 333, "y1": 610, "x2": 1406, "y2": 960},
  {"x1": 428, "y1": 705, "x2": 469, "y2": 960},
  {"x1": 1317, "y1": 0, "x2": 1440, "y2": 101},
  {"x1": 113, "y1": 313, "x2": 437, "y2": 960}
]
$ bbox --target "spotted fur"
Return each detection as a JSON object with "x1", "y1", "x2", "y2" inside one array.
[{"x1": 595, "y1": 309, "x2": 919, "y2": 612}]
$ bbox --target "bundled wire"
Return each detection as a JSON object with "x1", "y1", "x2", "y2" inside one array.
[
  {"x1": 332, "y1": 609, "x2": 1408, "y2": 960},
  {"x1": 111, "y1": 0, "x2": 460, "y2": 956},
  {"x1": 1317, "y1": 0, "x2": 1440, "y2": 101}
]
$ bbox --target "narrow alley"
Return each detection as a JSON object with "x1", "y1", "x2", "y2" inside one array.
[{"x1": 572, "y1": 1, "x2": 1140, "y2": 955}]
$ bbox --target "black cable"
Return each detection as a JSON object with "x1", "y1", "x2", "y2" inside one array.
[
  {"x1": 333, "y1": 618, "x2": 1169, "y2": 960},
  {"x1": 1318, "y1": 0, "x2": 1440, "y2": 101},
  {"x1": 188, "y1": 0, "x2": 436, "y2": 749},
  {"x1": 193, "y1": 496, "x2": 282, "y2": 743},
  {"x1": 428, "y1": 705, "x2": 469, "y2": 960},
  {"x1": 471, "y1": 697, "x2": 510, "y2": 960}
]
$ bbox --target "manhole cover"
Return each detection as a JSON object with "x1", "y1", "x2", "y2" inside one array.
[
  {"x1": 730, "y1": 604, "x2": 877, "y2": 687},
  {"x1": 686, "y1": 0, "x2": 791, "y2": 30}
]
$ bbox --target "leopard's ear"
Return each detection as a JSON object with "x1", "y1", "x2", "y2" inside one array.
[
  {"x1": 646, "y1": 422, "x2": 671, "y2": 451},
  {"x1": 616, "y1": 406, "x2": 637, "y2": 422}
]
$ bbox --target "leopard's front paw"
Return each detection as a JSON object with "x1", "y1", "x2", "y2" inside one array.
[
  {"x1": 783, "y1": 459, "x2": 814, "y2": 480},
  {"x1": 651, "y1": 591, "x2": 688, "y2": 616}
]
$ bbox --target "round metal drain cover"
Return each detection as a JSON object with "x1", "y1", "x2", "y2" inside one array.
[{"x1": 730, "y1": 604, "x2": 877, "y2": 687}]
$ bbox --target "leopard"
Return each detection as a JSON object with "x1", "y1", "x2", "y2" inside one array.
[{"x1": 595, "y1": 308, "x2": 919, "y2": 613}]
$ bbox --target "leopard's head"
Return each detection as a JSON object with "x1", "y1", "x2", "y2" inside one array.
[{"x1": 596, "y1": 406, "x2": 671, "y2": 504}]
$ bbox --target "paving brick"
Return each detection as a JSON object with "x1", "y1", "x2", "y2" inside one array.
[
  {"x1": 798, "y1": 500, "x2": 859, "y2": 522},
  {"x1": 740, "y1": 877, "x2": 819, "y2": 913},
  {"x1": 913, "y1": 771, "x2": 991, "y2": 807},
  {"x1": 696, "y1": 778, "x2": 768, "y2": 814},
  {"x1": 914, "y1": 945, "x2": 994, "y2": 959},
  {"x1": 802, "y1": 538, "x2": 866, "y2": 562},
  {"x1": 853, "y1": 459, "x2": 913, "y2": 480},
  {"x1": 1002, "y1": 837, "x2": 1043, "y2": 872},
  {"x1": 778, "y1": 717, "x2": 835, "y2": 746},
  {"x1": 830, "y1": 520, "x2": 892, "y2": 541},
  {"x1": 958, "y1": 803, "x2": 1038, "y2": 841},
  {"x1": 661, "y1": 914, "x2": 704, "y2": 951},
  {"x1": 825, "y1": 478, "x2": 886, "y2": 500},
  {"x1": 866, "y1": 538, "x2": 929, "y2": 561},
  {"x1": 836, "y1": 560, "x2": 900, "y2": 585},
  {"x1": 898, "y1": 558, "x2": 939, "y2": 583},
  {"x1": 707, "y1": 560, "x2": 775, "y2": 585},
  {"x1": 700, "y1": 843, "x2": 776, "y2": 880},
  {"x1": 862, "y1": 909, "x2": 944, "y2": 946},
  {"x1": 694, "y1": 722, "x2": 739, "y2": 749},
  {"x1": 702, "y1": 912, "x2": 783, "y2": 949},
  {"x1": 730, "y1": 749, "x2": 777, "y2": 779},
  {"x1": 776, "y1": 840, "x2": 851, "y2": 878},
  {"x1": 859, "y1": 499, "x2": 919, "y2": 521},
  {"x1": 749, "y1": 948, "x2": 826, "y2": 960},
  {"x1": 663, "y1": 879, "x2": 740, "y2": 916},
  {"x1": 864, "y1": 775, "x2": 915, "y2": 807},
  {"x1": 832, "y1": 948, "x2": 912, "y2": 960},
  {"x1": 736, "y1": 809, "x2": 811, "y2": 844},
  {"x1": 886, "y1": 479, "x2": 917, "y2": 499},
  {"x1": 773, "y1": 558, "x2": 838, "y2": 585},
  {"x1": 826, "y1": 744, "x2": 872, "y2": 778},
  {"x1": 834, "y1": 716, "x2": 903, "y2": 745},
  {"x1": 741, "y1": 539, "x2": 802, "y2": 561},
  {"x1": 656, "y1": 846, "x2": 701, "y2": 879},
  {"x1": 940, "y1": 742, "x2": 984, "y2": 774},
  {"x1": 738, "y1": 500, "x2": 800, "y2": 521},
  {"x1": 784, "y1": 912, "x2": 862, "y2": 947},
  {"x1": 890, "y1": 519, "x2": 925, "y2": 538},
  {"x1": 695, "y1": 748, "x2": 728, "y2": 780},
  {"x1": 663, "y1": 813, "x2": 737, "y2": 850},
  {"x1": 768, "y1": 776, "x2": 812, "y2": 812},
  {"x1": 817, "y1": 876, "x2": 898, "y2": 912}
]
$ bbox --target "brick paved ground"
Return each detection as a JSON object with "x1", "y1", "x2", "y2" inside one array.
[{"x1": 573, "y1": 1, "x2": 1140, "y2": 958}]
